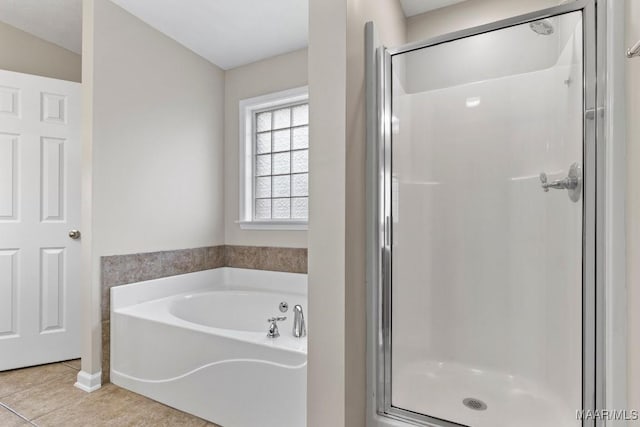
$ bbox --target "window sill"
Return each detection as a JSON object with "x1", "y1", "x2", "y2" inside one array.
[{"x1": 237, "y1": 220, "x2": 308, "y2": 231}]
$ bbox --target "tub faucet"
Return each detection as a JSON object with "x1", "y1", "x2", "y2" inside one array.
[
  {"x1": 267, "y1": 316, "x2": 286, "y2": 338},
  {"x1": 293, "y1": 305, "x2": 306, "y2": 338}
]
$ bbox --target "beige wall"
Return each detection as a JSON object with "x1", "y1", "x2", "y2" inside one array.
[
  {"x1": 307, "y1": 0, "x2": 347, "y2": 423},
  {"x1": 626, "y1": 0, "x2": 640, "y2": 421},
  {"x1": 80, "y1": 0, "x2": 97, "y2": 378},
  {"x1": 307, "y1": 0, "x2": 405, "y2": 425},
  {"x1": 407, "y1": 0, "x2": 559, "y2": 42},
  {"x1": 0, "y1": 20, "x2": 81, "y2": 82},
  {"x1": 81, "y1": 0, "x2": 225, "y2": 375},
  {"x1": 224, "y1": 49, "x2": 308, "y2": 248}
]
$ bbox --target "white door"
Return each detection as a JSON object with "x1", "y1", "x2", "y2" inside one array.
[{"x1": 0, "y1": 69, "x2": 81, "y2": 370}]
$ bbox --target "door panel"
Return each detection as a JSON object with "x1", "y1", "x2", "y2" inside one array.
[
  {"x1": 0, "y1": 69, "x2": 81, "y2": 370},
  {"x1": 40, "y1": 247, "x2": 65, "y2": 333},
  {"x1": 0, "y1": 249, "x2": 18, "y2": 336},
  {"x1": 0, "y1": 133, "x2": 18, "y2": 220}
]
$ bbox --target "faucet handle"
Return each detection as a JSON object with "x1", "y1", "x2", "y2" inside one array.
[{"x1": 266, "y1": 316, "x2": 286, "y2": 339}]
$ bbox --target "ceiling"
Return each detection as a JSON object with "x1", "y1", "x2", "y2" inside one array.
[
  {"x1": 0, "y1": 0, "x2": 473, "y2": 65},
  {"x1": 0, "y1": 0, "x2": 308, "y2": 70},
  {"x1": 110, "y1": 0, "x2": 308, "y2": 70},
  {"x1": 0, "y1": 0, "x2": 82, "y2": 54},
  {"x1": 399, "y1": 0, "x2": 468, "y2": 17}
]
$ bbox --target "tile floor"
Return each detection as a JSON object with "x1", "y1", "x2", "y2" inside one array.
[{"x1": 0, "y1": 360, "x2": 221, "y2": 426}]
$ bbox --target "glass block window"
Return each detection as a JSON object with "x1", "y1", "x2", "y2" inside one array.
[
  {"x1": 239, "y1": 86, "x2": 309, "y2": 229},
  {"x1": 254, "y1": 103, "x2": 309, "y2": 220}
]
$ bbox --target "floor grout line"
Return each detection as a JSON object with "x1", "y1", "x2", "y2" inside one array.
[
  {"x1": 0, "y1": 401, "x2": 34, "y2": 424},
  {"x1": 0, "y1": 370, "x2": 77, "y2": 405},
  {"x1": 60, "y1": 362, "x2": 80, "y2": 371},
  {"x1": 1, "y1": 367, "x2": 84, "y2": 426},
  {"x1": 21, "y1": 374, "x2": 92, "y2": 425}
]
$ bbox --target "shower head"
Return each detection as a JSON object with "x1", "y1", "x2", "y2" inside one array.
[{"x1": 529, "y1": 19, "x2": 554, "y2": 35}]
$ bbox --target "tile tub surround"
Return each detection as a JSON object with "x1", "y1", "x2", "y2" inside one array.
[
  {"x1": 101, "y1": 246, "x2": 226, "y2": 320},
  {"x1": 0, "y1": 360, "x2": 219, "y2": 426},
  {"x1": 100, "y1": 245, "x2": 307, "y2": 383},
  {"x1": 224, "y1": 245, "x2": 307, "y2": 273}
]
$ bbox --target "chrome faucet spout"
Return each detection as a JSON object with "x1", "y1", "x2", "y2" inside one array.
[{"x1": 293, "y1": 305, "x2": 306, "y2": 338}]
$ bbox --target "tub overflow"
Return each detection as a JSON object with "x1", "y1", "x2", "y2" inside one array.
[{"x1": 279, "y1": 302, "x2": 289, "y2": 313}]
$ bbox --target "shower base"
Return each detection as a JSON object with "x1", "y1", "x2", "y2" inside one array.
[{"x1": 392, "y1": 360, "x2": 577, "y2": 427}]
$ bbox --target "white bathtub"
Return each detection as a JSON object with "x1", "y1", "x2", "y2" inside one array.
[{"x1": 110, "y1": 267, "x2": 307, "y2": 427}]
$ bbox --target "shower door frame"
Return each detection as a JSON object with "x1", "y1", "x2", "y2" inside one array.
[{"x1": 371, "y1": 1, "x2": 602, "y2": 426}]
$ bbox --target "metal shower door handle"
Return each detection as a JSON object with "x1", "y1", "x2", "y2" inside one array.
[
  {"x1": 539, "y1": 173, "x2": 578, "y2": 191},
  {"x1": 539, "y1": 162, "x2": 582, "y2": 202}
]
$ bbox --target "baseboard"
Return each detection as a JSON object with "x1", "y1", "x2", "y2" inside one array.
[{"x1": 75, "y1": 370, "x2": 102, "y2": 392}]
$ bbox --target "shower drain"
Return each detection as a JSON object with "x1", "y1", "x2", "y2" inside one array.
[{"x1": 462, "y1": 398, "x2": 488, "y2": 411}]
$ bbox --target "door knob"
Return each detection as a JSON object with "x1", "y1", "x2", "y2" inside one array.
[{"x1": 68, "y1": 230, "x2": 81, "y2": 240}]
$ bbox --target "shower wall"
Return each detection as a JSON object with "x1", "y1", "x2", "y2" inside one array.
[
  {"x1": 391, "y1": 14, "x2": 583, "y2": 412},
  {"x1": 407, "y1": 0, "x2": 562, "y2": 43}
]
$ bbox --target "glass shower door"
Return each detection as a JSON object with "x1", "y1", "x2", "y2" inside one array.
[{"x1": 381, "y1": 5, "x2": 595, "y2": 427}]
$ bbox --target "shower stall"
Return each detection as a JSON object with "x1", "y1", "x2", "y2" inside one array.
[{"x1": 366, "y1": 1, "x2": 604, "y2": 426}]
